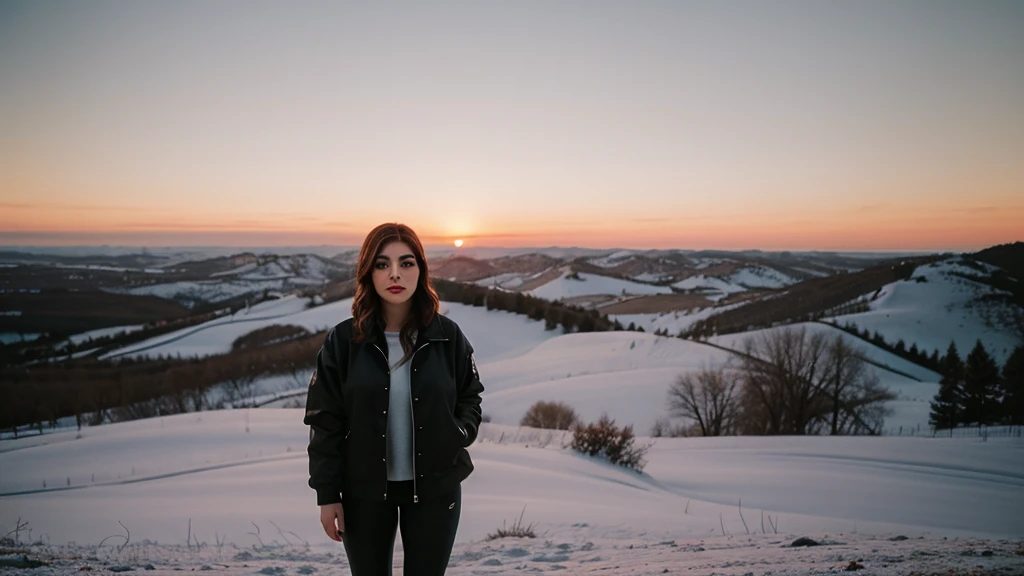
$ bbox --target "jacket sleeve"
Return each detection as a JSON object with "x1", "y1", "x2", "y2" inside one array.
[
  {"x1": 303, "y1": 328, "x2": 348, "y2": 505},
  {"x1": 453, "y1": 326, "x2": 485, "y2": 446}
]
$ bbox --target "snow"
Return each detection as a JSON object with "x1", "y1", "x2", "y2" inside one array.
[
  {"x1": 827, "y1": 258, "x2": 1021, "y2": 365},
  {"x1": 240, "y1": 260, "x2": 293, "y2": 281},
  {"x1": 475, "y1": 272, "x2": 527, "y2": 289},
  {"x1": 673, "y1": 266, "x2": 798, "y2": 300},
  {"x1": 66, "y1": 324, "x2": 146, "y2": 346},
  {"x1": 52, "y1": 264, "x2": 166, "y2": 274},
  {"x1": 587, "y1": 250, "x2": 635, "y2": 268},
  {"x1": 99, "y1": 298, "x2": 560, "y2": 363},
  {"x1": 692, "y1": 257, "x2": 726, "y2": 270},
  {"x1": 2, "y1": 305, "x2": 1022, "y2": 573},
  {"x1": 0, "y1": 332, "x2": 42, "y2": 344},
  {"x1": 792, "y1": 266, "x2": 830, "y2": 278},
  {"x1": 528, "y1": 271, "x2": 673, "y2": 300},
  {"x1": 708, "y1": 322, "x2": 941, "y2": 384},
  {"x1": 610, "y1": 302, "x2": 749, "y2": 337},
  {"x1": 210, "y1": 262, "x2": 258, "y2": 277},
  {"x1": 0, "y1": 413, "x2": 1020, "y2": 574},
  {"x1": 103, "y1": 279, "x2": 289, "y2": 305},
  {"x1": 631, "y1": 271, "x2": 671, "y2": 282},
  {"x1": 674, "y1": 274, "x2": 749, "y2": 295},
  {"x1": 728, "y1": 265, "x2": 796, "y2": 289}
]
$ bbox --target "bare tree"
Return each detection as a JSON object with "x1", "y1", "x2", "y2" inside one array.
[
  {"x1": 667, "y1": 367, "x2": 740, "y2": 436},
  {"x1": 823, "y1": 337, "x2": 894, "y2": 435},
  {"x1": 738, "y1": 326, "x2": 894, "y2": 435}
]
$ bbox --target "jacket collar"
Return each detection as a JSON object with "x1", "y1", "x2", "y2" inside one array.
[{"x1": 419, "y1": 313, "x2": 449, "y2": 342}]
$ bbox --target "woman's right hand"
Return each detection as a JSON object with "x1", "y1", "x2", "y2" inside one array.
[{"x1": 320, "y1": 503, "x2": 345, "y2": 542}]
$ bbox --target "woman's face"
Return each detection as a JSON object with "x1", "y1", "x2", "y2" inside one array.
[{"x1": 372, "y1": 240, "x2": 420, "y2": 307}]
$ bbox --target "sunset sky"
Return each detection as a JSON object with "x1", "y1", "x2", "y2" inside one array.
[{"x1": 1, "y1": 1, "x2": 1022, "y2": 251}]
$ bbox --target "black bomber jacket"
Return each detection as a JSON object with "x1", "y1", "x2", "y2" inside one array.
[{"x1": 304, "y1": 313, "x2": 484, "y2": 505}]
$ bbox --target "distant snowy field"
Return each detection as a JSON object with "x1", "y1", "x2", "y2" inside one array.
[
  {"x1": 527, "y1": 271, "x2": 673, "y2": 300},
  {"x1": 610, "y1": 301, "x2": 748, "y2": 337}
]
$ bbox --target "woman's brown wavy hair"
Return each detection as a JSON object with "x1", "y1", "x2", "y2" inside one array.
[{"x1": 351, "y1": 223, "x2": 440, "y2": 362}]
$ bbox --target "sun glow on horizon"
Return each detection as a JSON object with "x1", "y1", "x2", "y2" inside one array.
[{"x1": 454, "y1": 239, "x2": 464, "y2": 248}]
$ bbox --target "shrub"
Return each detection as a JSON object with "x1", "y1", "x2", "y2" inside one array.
[
  {"x1": 570, "y1": 413, "x2": 648, "y2": 471},
  {"x1": 485, "y1": 505, "x2": 536, "y2": 541},
  {"x1": 520, "y1": 400, "x2": 579, "y2": 430}
]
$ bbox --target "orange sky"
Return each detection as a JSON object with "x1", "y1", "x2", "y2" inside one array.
[{"x1": 1, "y1": 2, "x2": 1022, "y2": 251}]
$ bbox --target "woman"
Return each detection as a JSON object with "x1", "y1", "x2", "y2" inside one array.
[{"x1": 304, "y1": 222, "x2": 484, "y2": 576}]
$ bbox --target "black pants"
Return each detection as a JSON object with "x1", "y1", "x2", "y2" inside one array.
[{"x1": 341, "y1": 481, "x2": 461, "y2": 576}]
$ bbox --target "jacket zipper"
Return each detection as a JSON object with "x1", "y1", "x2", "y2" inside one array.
[
  {"x1": 408, "y1": 342, "x2": 431, "y2": 504},
  {"x1": 372, "y1": 343, "x2": 390, "y2": 501}
]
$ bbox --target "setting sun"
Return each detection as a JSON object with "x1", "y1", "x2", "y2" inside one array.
[{"x1": 454, "y1": 239, "x2": 464, "y2": 248}]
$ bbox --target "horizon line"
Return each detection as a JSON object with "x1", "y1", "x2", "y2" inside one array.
[{"x1": 0, "y1": 243, "x2": 967, "y2": 255}]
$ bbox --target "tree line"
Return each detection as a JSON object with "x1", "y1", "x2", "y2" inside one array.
[
  {"x1": 432, "y1": 279, "x2": 625, "y2": 333},
  {"x1": 929, "y1": 341, "x2": 1023, "y2": 431},
  {"x1": 825, "y1": 320, "x2": 944, "y2": 373},
  {"x1": 1, "y1": 331, "x2": 321, "y2": 435}
]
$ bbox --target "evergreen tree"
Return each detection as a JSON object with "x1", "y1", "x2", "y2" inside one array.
[
  {"x1": 962, "y1": 340, "x2": 1000, "y2": 425},
  {"x1": 929, "y1": 341, "x2": 964, "y2": 432},
  {"x1": 999, "y1": 345, "x2": 1024, "y2": 426},
  {"x1": 543, "y1": 307, "x2": 561, "y2": 331}
]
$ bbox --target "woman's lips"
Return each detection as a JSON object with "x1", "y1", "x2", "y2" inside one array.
[{"x1": 387, "y1": 286, "x2": 405, "y2": 293}]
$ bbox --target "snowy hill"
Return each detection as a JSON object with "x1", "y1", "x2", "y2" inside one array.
[
  {"x1": 527, "y1": 271, "x2": 674, "y2": 300},
  {"x1": 95, "y1": 254, "x2": 349, "y2": 308},
  {"x1": 827, "y1": 258, "x2": 1022, "y2": 364},
  {"x1": 673, "y1": 264, "x2": 798, "y2": 300}
]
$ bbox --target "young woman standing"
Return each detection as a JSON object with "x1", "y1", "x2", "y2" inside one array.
[{"x1": 304, "y1": 223, "x2": 484, "y2": 575}]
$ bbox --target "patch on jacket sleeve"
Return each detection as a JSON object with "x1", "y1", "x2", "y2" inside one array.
[
  {"x1": 469, "y1": 353, "x2": 479, "y2": 381},
  {"x1": 308, "y1": 369, "x2": 317, "y2": 387}
]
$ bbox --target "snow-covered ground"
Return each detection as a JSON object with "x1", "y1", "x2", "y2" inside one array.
[
  {"x1": 673, "y1": 265, "x2": 798, "y2": 301},
  {"x1": 828, "y1": 258, "x2": 1021, "y2": 364},
  {"x1": 528, "y1": 271, "x2": 673, "y2": 300},
  {"x1": 65, "y1": 323, "x2": 146, "y2": 346},
  {"x1": 0, "y1": 416, "x2": 1021, "y2": 574},
  {"x1": 586, "y1": 250, "x2": 636, "y2": 268},
  {"x1": 103, "y1": 279, "x2": 290, "y2": 306},
  {"x1": 474, "y1": 271, "x2": 542, "y2": 290},
  {"x1": 3, "y1": 295, "x2": 1022, "y2": 574},
  {"x1": 478, "y1": 332, "x2": 734, "y2": 434},
  {"x1": 610, "y1": 301, "x2": 749, "y2": 337}
]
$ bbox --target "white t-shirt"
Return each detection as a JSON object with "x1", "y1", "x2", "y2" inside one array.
[{"x1": 384, "y1": 332, "x2": 414, "y2": 481}]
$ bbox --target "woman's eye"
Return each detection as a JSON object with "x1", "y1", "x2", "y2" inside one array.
[
  {"x1": 402, "y1": 261, "x2": 415, "y2": 267},
  {"x1": 375, "y1": 262, "x2": 387, "y2": 269}
]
